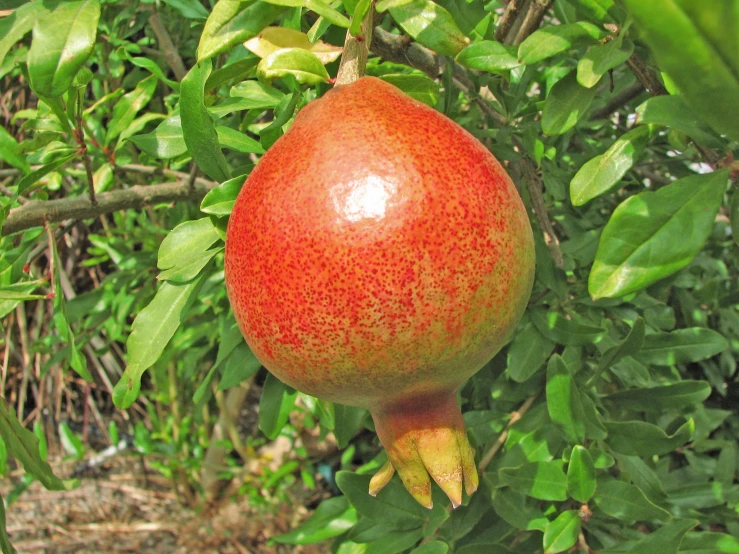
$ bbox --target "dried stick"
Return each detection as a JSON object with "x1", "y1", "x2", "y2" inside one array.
[
  {"x1": 148, "y1": 11, "x2": 187, "y2": 81},
  {"x1": 478, "y1": 394, "x2": 539, "y2": 471}
]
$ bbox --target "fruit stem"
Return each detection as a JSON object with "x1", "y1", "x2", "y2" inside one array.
[
  {"x1": 369, "y1": 391, "x2": 479, "y2": 509},
  {"x1": 335, "y1": 2, "x2": 375, "y2": 86}
]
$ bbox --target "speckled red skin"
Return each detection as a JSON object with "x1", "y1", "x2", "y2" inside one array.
[{"x1": 225, "y1": 77, "x2": 534, "y2": 504}]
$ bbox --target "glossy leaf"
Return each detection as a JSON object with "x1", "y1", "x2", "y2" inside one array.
[
  {"x1": 200, "y1": 175, "x2": 244, "y2": 216},
  {"x1": 244, "y1": 26, "x2": 343, "y2": 64},
  {"x1": 635, "y1": 328, "x2": 729, "y2": 366},
  {"x1": 518, "y1": 22, "x2": 604, "y2": 65},
  {"x1": 546, "y1": 355, "x2": 585, "y2": 444},
  {"x1": 731, "y1": 189, "x2": 739, "y2": 247},
  {"x1": 273, "y1": 497, "x2": 357, "y2": 544},
  {"x1": 162, "y1": 0, "x2": 210, "y2": 19},
  {"x1": 218, "y1": 342, "x2": 262, "y2": 390},
  {"x1": 507, "y1": 322, "x2": 555, "y2": 382},
  {"x1": 333, "y1": 404, "x2": 367, "y2": 448},
  {"x1": 603, "y1": 381, "x2": 711, "y2": 412},
  {"x1": 113, "y1": 275, "x2": 205, "y2": 409},
  {"x1": 257, "y1": 48, "x2": 329, "y2": 85},
  {"x1": 27, "y1": 0, "x2": 100, "y2": 97},
  {"x1": 566, "y1": 0, "x2": 621, "y2": 23},
  {"x1": 605, "y1": 419, "x2": 694, "y2": 456},
  {"x1": 336, "y1": 471, "x2": 444, "y2": 529},
  {"x1": 198, "y1": 0, "x2": 286, "y2": 62},
  {"x1": 635, "y1": 96, "x2": 722, "y2": 147},
  {"x1": 180, "y1": 60, "x2": 230, "y2": 182},
  {"x1": 389, "y1": 0, "x2": 470, "y2": 57},
  {"x1": 593, "y1": 317, "x2": 645, "y2": 382},
  {"x1": 589, "y1": 169, "x2": 730, "y2": 299},
  {"x1": 16, "y1": 152, "x2": 76, "y2": 195},
  {"x1": 577, "y1": 39, "x2": 634, "y2": 88},
  {"x1": 499, "y1": 461, "x2": 568, "y2": 501},
  {"x1": 216, "y1": 126, "x2": 265, "y2": 154},
  {"x1": 491, "y1": 488, "x2": 548, "y2": 531},
  {"x1": 129, "y1": 115, "x2": 187, "y2": 159},
  {"x1": 259, "y1": 373, "x2": 298, "y2": 439},
  {"x1": 570, "y1": 125, "x2": 652, "y2": 206},
  {"x1": 410, "y1": 541, "x2": 449, "y2": 554},
  {"x1": 0, "y1": 125, "x2": 31, "y2": 174},
  {"x1": 603, "y1": 519, "x2": 698, "y2": 554},
  {"x1": 157, "y1": 218, "x2": 220, "y2": 283},
  {"x1": 567, "y1": 446, "x2": 596, "y2": 503},
  {"x1": 455, "y1": 41, "x2": 520, "y2": 72},
  {"x1": 542, "y1": 72, "x2": 598, "y2": 136},
  {"x1": 531, "y1": 309, "x2": 605, "y2": 346},
  {"x1": 622, "y1": 0, "x2": 739, "y2": 142},
  {"x1": 122, "y1": 51, "x2": 180, "y2": 90},
  {"x1": 0, "y1": 398, "x2": 77, "y2": 491},
  {"x1": 594, "y1": 479, "x2": 671, "y2": 522},
  {"x1": 679, "y1": 532, "x2": 739, "y2": 553},
  {"x1": 543, "y1": 510, "x2": 580, "y2": 554},
  {"x1": 105, "y1": 75, "x2": 158, "y2": 146},
  {"x1": 0, "y1": 1, "x2": 48, "y2": 69},
  {"x1": 379, "y1": 74, "x2": 440, "y2": 107}
]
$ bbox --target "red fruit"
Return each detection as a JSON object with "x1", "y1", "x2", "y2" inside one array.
[{"x1": 225, "y1": 77, "x2": 535, "y2": 508}]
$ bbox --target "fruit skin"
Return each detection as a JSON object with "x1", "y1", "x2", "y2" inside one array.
[{"x1": 225, "y1": 76, "x2": 535, "y2": 507}]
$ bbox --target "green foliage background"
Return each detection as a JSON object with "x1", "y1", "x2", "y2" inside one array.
[{"x1": 0, "y1": 0, "x2": 738, "y2": 553}]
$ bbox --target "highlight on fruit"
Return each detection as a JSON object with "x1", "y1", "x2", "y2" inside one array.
[{"x1": 224, "y1": 77, "x2": 535, "y2": 508}]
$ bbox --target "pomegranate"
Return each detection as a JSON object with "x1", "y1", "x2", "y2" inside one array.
[{"x1": 225, "y1": 77, "x2": 535, "y2": 508}]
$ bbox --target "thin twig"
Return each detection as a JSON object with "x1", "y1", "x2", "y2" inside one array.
[
  {"x1": 148, "y1": 11, "x2": 187, "y2": 81},
  {"x1": 335, "y1": 3, "x2": 376, "y2": 86},
  {"x1": 625, "y1": 54, "x2": 667, "y2": 96},
  {"x1": 478, "y1": 394, "x2": 539, "y2": 471},
  {"x1": 2, "y1": 179, "x2": 217, "y2": 236},
  {"x1": 589, "y1": 81, "x2": 645, "y2": 121},
  {"x1": 511, "y1": 0, "x2": 554, "y2": 46},
  {"x1": 74, "y1": 91, "x2": 97, "y2": 206}
]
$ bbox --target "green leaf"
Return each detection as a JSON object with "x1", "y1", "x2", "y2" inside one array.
[
  {"x1": 566, "y1": 0, "x2": 621, "y2": 24},
  {"x1": 680, "y1": 532, "x2": 739, "y2": 553},
  {"x1": 491, "y1": 487, "x2": 549, "y2": 531},
  {"x1": 218, "y1": 342, "x2": 262, "y2": 390},
  {"x1": 570, "y1": 125, "x2": 652, "y2": 206},
  {"x1": 16, "y1": 152, "x2": 76, "y2": 195},
  {"x1": 507, "y1": 322, "x2": 555, "y2": 382},
  {"x1": 589, "y1": 169, "x2": 730, "y2": 299},
  {"x1": 0, "y1": 398, "x2": 77, "y2": 491},
  {"x1": 567, "y1": 445, "x2": 596, "y2": 503},
  {"x1": 518, "y1": 22, "x2": 604, "y2": 65},
  {"x1": 617, "y1": 455, "x2": 668, "y2": 503},
  {"x1": 605, "y1": 419, "x2": 694, "y2": 456},
  {"x1": 335, "y1": 471, "x2": 438, "y2": 529},
  {"x1": 603, "y1": 519, "x2": 698, "y2": 554},
  {"x1": 622, "y1": 0, "x2": 739, "y2": 142},
  {"x1": 389, "y1": 0, "x2": 470, "y2": 57},
  {"x1": 129, "y1": 115, "x2": 187, "y2": 159},
  {"x1": 410, "y1": 541, "x2": 449, "y2": 554},
  {"x1": 273, "y1": 497, "x2": 358, "y2": 544},
  {"x1": 198, "y1": 0, "x2": 286, "y2": 62},
  {"x1": 379, "y1": 74, "x2": 440, "y2": 107},
  {"x1": 122, "y1": 51, "x2": 180, "y2": 90},
  {"x1": 181, "y1": 60, "x2": 231, "y2": 182},
  {"x1": 257, "y1": 48, "x2": 329, "y2": 85},
  {"x1": 603, "y1": 381, "x2": 712, "y2": 412},
  {"x1": 200, "y1": 175, "x2": 244, "y2": 216},
  {"x1": 113, "y1": 275, "x2": 204, "y2": 409},
  {"x1": 27, "y1": 0, "x2": 101, "y2": 97},
  {"x1": 259, "y1": 373, "x2": 298, "y2": 439},
  {"x1": 577, "y1": 39, "x2": 634, "y2": 88},
  {"x1": 0, "y1": 1, "x2": 47, "y2": 75},
  {"x1": 731, "y1": 189, "x2": 739, "y2": 247},
  {"x1": 333, "y1": 404, "x2": 367, "y2": 448},
  {"x1": 635, "y1": 96, "x2": 722, "y2": 148},
  {"x1": 455, "y1": 41, "x2": 521, "y2": 72},
  {"x1": 635, "y1": 328, "x2": 728, "y2": 366},
  {"x1": 546, "y1": 355, "x2": 585, "y2": 444},
  {"x1": 157, "y1": 218, "x2": 221, "y2": 283},
  {"x1": 58, "y1": 422, "x2": 85, "y2": 459},
  {"x1": 0, "y1": 125, "x2": 31, "y2": 174},
  {"x1": 591, "y1": 317, "x2": 645, "y2": 384},
  {"x1": 105, "y1": 75, "x2": 158, "y2": 146},
  {"x1": 216, "y1": 126, "x2": 265, "y2": 154},
  {"x1": 499, "y1": 461, "x2": 568, "y2": 501},
  {"x1": 542, "y1": 72, "x2": 598, "y2": 136},
  {"x1": 543, "y1": 510, "x2": 580, "y2": 554},
  {"x1": 589, "y1": 447, "x2": 614, "y2": 469},
  {"x1": 0, "y1": 491, "x2": 16, "y2": 554},
  {"x1": 531, "y1": 309, "x2": 605, "y2": 346},
  {"x1": 594, "y1": 479, "x2": 671, "y2": 522},
  {"x1": 161, "y1": 0, "x2": 210, "y2": 19}
]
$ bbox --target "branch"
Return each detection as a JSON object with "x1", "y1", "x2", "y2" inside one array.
[
  {"x1": 520, "y1": 155, "x2": 564, "y2": 269},
  {"x1": 510, "y1": 0, "x2": 554, "y2": 45},
  {"x1": 495, "y1": 0, "x2": 526, "y2": 42},
  {"x1": 148, "y1": 11, "x2": 187, "y2": 81},
  {"x1": 479, "y1": 395, "x2": 538, "y2": 471},
  {"x1": 589, "y1": 81, "x2": 645, "y2": 121},
  {"x1": 335, "y1": 4, "x2": 376, "y2": 86},
  {"x1": 2, "y1": 179, "x2": 216, "y2": 236}
]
